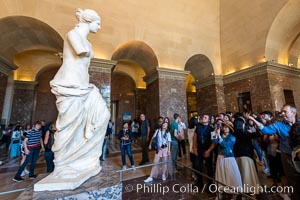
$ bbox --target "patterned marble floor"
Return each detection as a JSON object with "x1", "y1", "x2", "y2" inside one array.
[{"x1": 0, "y1": 138, "x2": 289, "y2": 200}]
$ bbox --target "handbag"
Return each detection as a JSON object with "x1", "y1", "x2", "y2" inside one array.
[{"x1": 151, "y1": 130, "x2": 159, "y2": 153}]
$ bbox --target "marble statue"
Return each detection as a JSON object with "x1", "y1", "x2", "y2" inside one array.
[{"x1": 34, "y1": 8, "x2": 110, "y2": 191}]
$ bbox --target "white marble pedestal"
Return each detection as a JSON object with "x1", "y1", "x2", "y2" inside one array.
[
  {"x1": 34, "y1": 166, "x2": 101, "y2": 191},
  {"x1": 17, "y1": 164, "x2": 122, "y2": 200}
]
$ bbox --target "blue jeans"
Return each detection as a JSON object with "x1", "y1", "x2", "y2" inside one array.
[
  {"x1": 171, "y1": 140, "x2": 178, "y2": 170},
  {"x1": 44, "y1": 151, "x2": 54, "y2": 172},
  {"x1": 100, "y1": 138, "x2": 108, "y2": 160},
  {"x1": 253, "y1": 139, "x2": 262, "y2": 160},
  {"x1": 120, "y1": 143, "x2": 134, "y2": 166},
  {"x1": 15, "y1": 147, "x2": 41, "y2": 178}
]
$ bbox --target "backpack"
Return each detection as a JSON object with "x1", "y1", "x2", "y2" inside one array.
[
  {"x1": 46, "y1": 131, "x2": 55, "y2": 150},
  {"x1": 151, "y1": 129, "x2": 159, "y2": 153}
]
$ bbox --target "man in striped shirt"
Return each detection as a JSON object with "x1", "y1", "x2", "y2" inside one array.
[{"x1": 13, "y1": 121, "x2": 44, "y2": 182}]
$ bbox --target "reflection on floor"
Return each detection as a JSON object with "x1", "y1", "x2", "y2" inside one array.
[{"x1": 0, "y1": 137, "x2": 289, "y2": 199}]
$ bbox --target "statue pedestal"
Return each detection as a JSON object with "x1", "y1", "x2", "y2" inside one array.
[
  {"x1": 34, "y1": 166, "x2": 101, "y2": 191},
  {"x1": 17, "y1": 164, "x2": 122, "y2": 200}
]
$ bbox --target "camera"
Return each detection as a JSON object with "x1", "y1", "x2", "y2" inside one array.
[{"x1": 161, "y1": 144, "x2": 167, "y2": 149}]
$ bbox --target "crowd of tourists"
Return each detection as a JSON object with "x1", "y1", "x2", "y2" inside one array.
[{"x1": 1, "y1": 104, "x2": 300, "y2": 199}]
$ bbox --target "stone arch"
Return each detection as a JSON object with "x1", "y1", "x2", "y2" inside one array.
[
  {"x1": 185, "y1": 54, "x2": 225, "y2": 115},
  {"x1": 111, "y1": 40, "x2": 158, "y2": 76},
  {"x1": 13, "y1": 50, "x2": 62, "y2": 81},
  {"x1": 288, "y1": 34, "x2": 300, "y2": 68},
  {"x1": 113, "y1": 60, "x2": 146, "y2": 89},
  {"x1": 265, "y1": 0, "x2": 300, "y2": 65},
  {"x1": 35, "y1": 63, "x2": 61, "y2": 82},
  {"x1": 184, "y1": 54, "x2": 215, "y2": 116},
  {"x1": 0, "y1": 16, "x2": 63, "y2": 68},
  {"x1": 34, "y1": 67, "x2": 59, "y2": 122},
  {"x1": 185, "y1": 54, "x2": 214, "y2": 81}
]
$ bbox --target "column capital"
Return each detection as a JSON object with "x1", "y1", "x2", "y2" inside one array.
[
  {"x1": 223, "y1": 61, "x2": 300, "y2": 84},
  {"x1": 194, "y1": 75, "x2": 223, "y2": 89},
  {"x1": 14, "y1": 80, "x2": 38, "y2": 90},
  {"x1": 90, "y1": 58, "x2": 117, "y2": 73},
  {"x1": 144, "y1": 67, "x2": 190, "y2": 85},
  {"x1": 0, "y1": 59, "x2": 18, "y2": 75}
]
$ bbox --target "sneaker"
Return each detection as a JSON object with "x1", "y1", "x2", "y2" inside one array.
[
  {"x1": 24, "y1": 169, "x2": 30, "y2": 175},
  {"x1": 162, "y1": 174, "x2": 166, "y2": 181},
  {"x1": 263, "y1": 167, "x2": 270, "y2": 174},
  {"x1": 131, "y1": 165, "x2": 136, "y2": 170},
  {"x1": 29, "y1": 175, "x2": 37, "y2": 179},
  {"x1": 122, "y1": 166, "x2": 127, "y2": 170},
  {"x1": 12, "y1": 176, "x2": 24, "y2": 182},
  {"x1": 144, "y1": 177, "x2": 153, "y2": 183},
  {"x1": 21, "y1": 171, "x2": 26, "y2": 177},
  {"x1": 100, "y1": 159, "x2": 105, "y2": 161}
]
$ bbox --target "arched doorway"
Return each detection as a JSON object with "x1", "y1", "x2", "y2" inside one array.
[
  {"x1": 0, "y1": 16, "x2": 62, "y2": 125},
  {"x1": 34, "y1": 67, "x2": 59, "y2": 123},
  {"x1": 111, "y1": 71, "x2": 137, "y2": 133},
  {"x1": 185, "y1": 54, "x2": 223, "y2": 115},
  {"x1": 111, "y1": 40, "x2": 158, "y2": 131}
]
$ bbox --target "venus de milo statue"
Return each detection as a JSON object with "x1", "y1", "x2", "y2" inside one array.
[{"x1": 34, "y1": 8, "x2": 110, "y2": 191}]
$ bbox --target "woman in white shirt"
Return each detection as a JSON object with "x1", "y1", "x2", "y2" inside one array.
[{"x1": 144, "y1": 122, "x2": 171, "y2": 182}]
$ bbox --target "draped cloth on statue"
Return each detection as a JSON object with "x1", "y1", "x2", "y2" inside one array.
[
  {"x1": 50, "y1": 81, "x2": 110, "y2": 179},
  {"x1": 34, "y1": 81, "x2": 110, "y2": 191}
]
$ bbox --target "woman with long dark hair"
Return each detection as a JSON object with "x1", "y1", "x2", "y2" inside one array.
[
  {"x1": 144, "y1": 122, "x2": 171, "y2": 182},
  {"x1": 233, "y1": 118, "x2": 260, "y2": 195}
]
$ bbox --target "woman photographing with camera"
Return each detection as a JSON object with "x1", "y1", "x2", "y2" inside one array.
[
  {"x1": 118, "y1": 122, "x2": 135, "y2": 170},
  {"x1": 144, "y1": 122, "x2": 172, "y2": 183}
]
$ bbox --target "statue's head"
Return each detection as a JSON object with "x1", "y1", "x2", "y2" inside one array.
[{"x1": 76, "y1": 8, "x2": 101, "y2": 33}]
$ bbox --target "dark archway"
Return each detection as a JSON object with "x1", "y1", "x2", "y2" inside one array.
[
  {"x1": 34, "y1": 67, "x2": 59, "y2": 123},
  {"x1": 185, "y1": 54, "x2": 216, "y2": 115},
  {"x1": 111, "y1": 40, "x2": 158, "y2": 76},
  {"x1": 111, "y1": 40, "x2": 159, "y2": 130},
  {"x1": 111, "y1": 71, "x2": 136, "y2": 133},
  {"x1": 0, "y1": 16, "x2": 63, "y2": 67}
]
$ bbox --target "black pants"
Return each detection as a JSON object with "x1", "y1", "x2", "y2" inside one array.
[
  {"x1": 178, "y1": 139, "x2": 186, "y2": 157},
  {"x1": 268, "y1": 153, "x2": 284, "y2": 180},
  {"x1": 281, "y1": 153, "x2": 300, "y2": 200},
  {"x1": 194, "y1": 153, "x2": 213, "y2": 186},
  {"x1": 140, "y1": 135, "x2": 149, "y2": 163}
]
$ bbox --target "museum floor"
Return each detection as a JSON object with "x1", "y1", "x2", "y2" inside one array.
[{"x1": 0, "y1": 137, "x2": 286, "y2": 200}]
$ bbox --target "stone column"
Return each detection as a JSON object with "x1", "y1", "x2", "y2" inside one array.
[
  {"x1": 10, "y1": 80, "x2": 38, "y2": 125},
  {"x1": 0, "y1": 72, "x2": 8, "y2": 124},
  {"x1": 89, "y1": 58, "x2": 117, "y2": 109},
  {"x1": 195, "y1": 75, "x2": 226, "y2": 115},
  {"x1": 144, "y1": 68, "x2": 190, "y2": 126},
  {"x1": 135, "y1": 88, "x2": 147, "y2": 118},
  {"x1": 1, "y1": 62, "x2": 17, "y2": 126}
]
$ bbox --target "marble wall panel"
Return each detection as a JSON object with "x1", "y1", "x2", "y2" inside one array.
[
  {"x1": 224, "y1": 74, "x2": 273, "y2": 113},
  {"x1": 159, "y1": 77, "x2": 188, "y2": 125},
  {"x1": 89, "y1": 71, "x2": 111, "y2": 108},
  {"x1": 146, "y1": 79, "x2": 160, "y2": 131},
  {"x1": 34, "y1": 68, "x2": 57, "y2": 123},
  {"x1": 197, "y1": 84, "x2": 220, "y2": 115},
  {"x1": 135, "y1": 88, "x2": 147, "y2": 118},
  {"x1": 10, "y1": 87, "x2": 35, "y2": 125},
  {"x1": 0, "y1": 72, "x2": 8, "y2": 118},
  {"x1": 268, "y1": 73, "x2": 300, "y2": 110}
]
